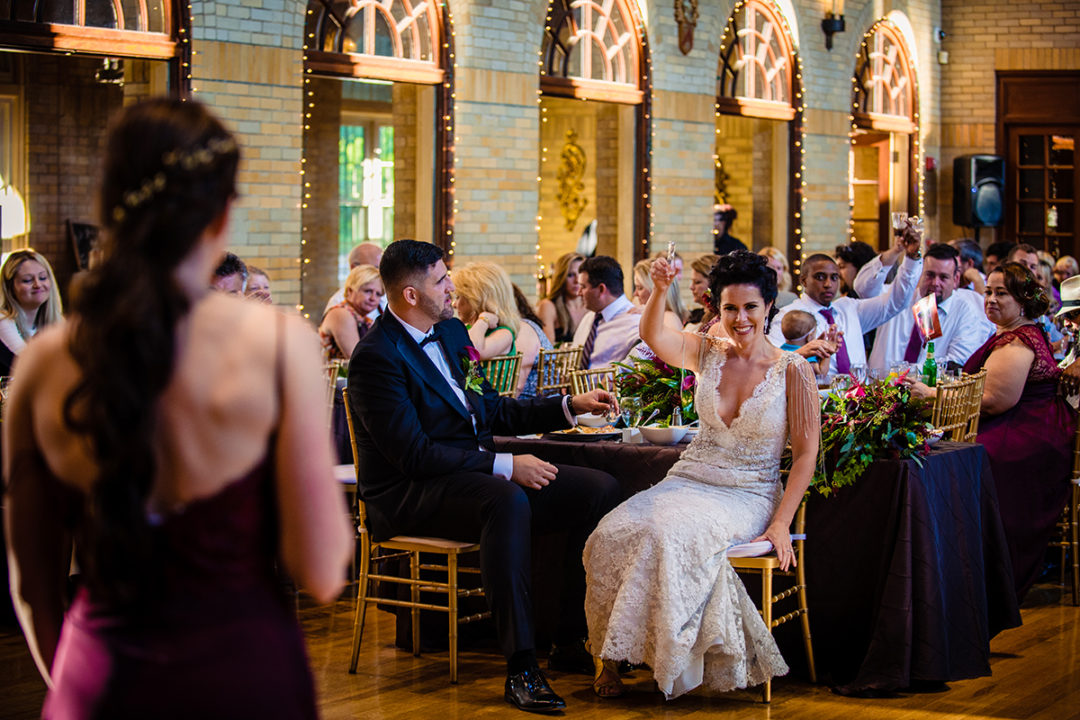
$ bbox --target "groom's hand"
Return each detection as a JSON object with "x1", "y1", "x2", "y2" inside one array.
[
  {"x1": 511, "y1": 454, "x2": 558, "y2": 490},
  {"x1": 572, "y1": 389, "x2": 617, "y2": 415}
]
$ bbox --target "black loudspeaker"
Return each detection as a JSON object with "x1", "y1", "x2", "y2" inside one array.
[{"x1": 953, "y1": 154, "x2": 1004, "y2": 227}]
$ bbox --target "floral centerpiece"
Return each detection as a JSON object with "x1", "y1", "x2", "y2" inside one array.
[
  {"x1": 806, "y1": 371, "x2": 935, "y2": 497},
  {"x1": 612, "y1": 354, "x2": 697, "y2": 424}
]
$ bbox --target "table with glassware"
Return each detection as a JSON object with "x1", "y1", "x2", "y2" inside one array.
[{"x1": 492, "y1": 433, "x2": 1021, "y2": 694}]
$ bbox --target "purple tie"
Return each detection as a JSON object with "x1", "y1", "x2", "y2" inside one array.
[
  {"x1": 580, "y1": 313, "x2": 603, "y2": 369},
  {"x1": 819, "y1": 307, "x2": 851, "y2": 375},
  {"x1": 903, "y1": 321, "x2": 923, "y2": 363}
]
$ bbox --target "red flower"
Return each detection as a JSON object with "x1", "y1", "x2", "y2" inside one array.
[{"x1": 465, "y1": 346, "x2": 481, "y2": 363}]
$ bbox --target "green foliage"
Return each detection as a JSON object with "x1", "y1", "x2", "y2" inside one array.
[{"x1": 613, "y1": 355, "x2": 697, "y2": 424}]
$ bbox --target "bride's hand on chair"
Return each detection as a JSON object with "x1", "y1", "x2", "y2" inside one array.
[{"x1": 753, "y1": 522, "x2": 796, "y2": 571}]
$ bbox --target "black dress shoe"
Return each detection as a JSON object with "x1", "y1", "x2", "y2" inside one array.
[
  {"x1": 547, "y1": 639, "x2": 594, "y2": 675},
  {"x1": 504, "y1": 667, "x2": 566, "y2": 714}
]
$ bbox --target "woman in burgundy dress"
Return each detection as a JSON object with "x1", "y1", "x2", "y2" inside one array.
[
  {"x1": 3, "y1": 99, "x2": 352, "y2": 719},
  {"x1": 962, "y1": 262, "x2": 1076, "y2": 600}
]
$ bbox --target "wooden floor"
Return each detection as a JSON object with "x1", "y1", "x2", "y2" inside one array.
[{"x1": 2, "y1": 582, "x2": 1079, "y2": 719}]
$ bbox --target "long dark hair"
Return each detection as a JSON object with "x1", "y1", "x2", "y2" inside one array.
[{"x1": 64, "y1": 99, "x2": 239, "y2": 608}]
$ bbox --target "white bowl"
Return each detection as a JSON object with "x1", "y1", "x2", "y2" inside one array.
[
  {"x1": 576, "y1": 413, "x2": 609, "y2": 428},
  {"x1": 639, "y1": 425, "x2": 688, "y2": 445}
]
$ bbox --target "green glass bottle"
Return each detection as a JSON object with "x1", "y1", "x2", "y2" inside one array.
[{"x1": 922, "y1": 341, "x2": 937, "y2": 387}]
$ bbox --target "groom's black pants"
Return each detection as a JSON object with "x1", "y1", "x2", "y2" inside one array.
[{"x1": 398, "y1": 464, "x2": 621, "y2": 659}]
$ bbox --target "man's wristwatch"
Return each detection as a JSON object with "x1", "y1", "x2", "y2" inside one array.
[{"x1": 566, "y1": 394, "x2": 577, "y2": 417}]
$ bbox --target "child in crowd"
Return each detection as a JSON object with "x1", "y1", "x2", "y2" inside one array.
[{"x1": 780, "y1": 309, "x2": 830, "y2": 375}]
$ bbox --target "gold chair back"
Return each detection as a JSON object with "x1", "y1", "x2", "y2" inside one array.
[
  {"x1": 931, "y1": 369, "x2": 986, "y2": 442},
  {"x1": 479, "y1": 353, "x2": 523, "y2": 397},
  {"x1": 536, "y1": 345, "x2": 583, "y2": 395},
  {"x1": 570, "y1": 366, "x2": 616, "y2": 395},
  {"x1": 325, "y1": 359, "x2": 347, "y2": 427}
]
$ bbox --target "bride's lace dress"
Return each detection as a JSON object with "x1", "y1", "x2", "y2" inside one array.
[{"x1": 584, "y1": 338, "x2": 814, "y2": 699}]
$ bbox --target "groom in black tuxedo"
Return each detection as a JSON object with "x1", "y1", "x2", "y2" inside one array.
[{"x1": 347, "y1": 240, "x2": 621, "y2": 713}]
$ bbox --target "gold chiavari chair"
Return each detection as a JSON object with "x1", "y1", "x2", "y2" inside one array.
[
  {"x1": 479, "y1": 353, "x2": 523, "y2": 397},
  {"x1": 930, "y1": 369, "x2": 987, "y2": 442},
  {"x1": 536, "y1": 345, "x2": 583, "y2": 395},
  {"x1": 342, "y1": 390, "x2": 490, "y2": 683},
  {"x1": 570, "y1": 366, "x2": 617, "y2": 395},
  {"x1": 729, "y1": 502, "x2": 816, "y2": 703},
  {"x1": 324, "y1": 358, "x2": 347, "y2": 426}
]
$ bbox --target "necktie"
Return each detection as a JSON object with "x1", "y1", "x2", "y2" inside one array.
[
  {"x1": 903, "y1": 321, "x2": 923, "y2": 363},
  {"x1": 580, "y1": 313, "x2": 603, "y2": 368},
  {"x1": 819, "y1": 307, "x2": 851, "y2": 375}
]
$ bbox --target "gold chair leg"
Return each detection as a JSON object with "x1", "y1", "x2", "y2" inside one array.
[
  {"x1": 448, "y1": 553, "x2": 459, "y2": 684},
  {"x1": 761, "y1": 568, "x2": 773, "y2": 704},
  {"x1": 410, "y1": 552, "x2": 421, "y2": 656},
  {"x1": 1071, "y1": 484, "x2": 1079, "y2": 607},
  {"x1": 349, "y1": 537, "x2": 372, "y2": 673},
  {"x1": 796, "y1": 555, "x2": 817, "y2": 683}
]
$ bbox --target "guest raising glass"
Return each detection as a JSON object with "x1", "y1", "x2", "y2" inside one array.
[{"x1": 3, "y1": 98, "x2": 351, "y2": 718}]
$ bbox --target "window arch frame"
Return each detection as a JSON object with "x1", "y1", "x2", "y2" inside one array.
[
  {"x1": 540, "y1": 0, "x2": 644, "y2": 105},
  {"x1": 716, "y1": 0, "x2": 796, "y2": 122},
  {"x1": 852, "y1": 20, "x2": 917, "y2": 134},
  {"x1": 305, "y1": 0, "x2": 444, "y2": 84}
]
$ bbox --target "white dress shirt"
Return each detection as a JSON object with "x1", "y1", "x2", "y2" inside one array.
[
  {"x1": 867, "y1": 288, "x2": 995, "y2": 372},
  {"x1": 768, "y1": 255, "x2": 922, "y2": 378},
  {"x1": 572, "y1": 294, "x2": 642, "y2": 368},
  {"x1": 389, "y1": 308, "x2": 514, "y2": 481}
]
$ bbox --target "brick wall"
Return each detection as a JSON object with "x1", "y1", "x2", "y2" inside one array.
[
  {"x1": 392, "y1": 82, "x2": 419, "y2": 243},
  {"x1": 300, "y1": 77, "x2": 341, "y2": 318},
  {"x1": 939, "y1": 0, "x2": 1080, "y2": 245},
  {"x1": 25, "y1": 55, "x2": 122, "y2": 298}
]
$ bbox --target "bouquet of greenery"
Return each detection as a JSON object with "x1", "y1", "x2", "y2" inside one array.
[
  {"x1": 612, "y1": 355, "x2": 697, "y2": 425},
  {"x1": 809, "y1": 371, "x2": 935, "y2": 497}
]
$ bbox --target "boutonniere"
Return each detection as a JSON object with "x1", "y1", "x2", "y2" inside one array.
[{"x1": 461, "y1": 346, "x2": 485, "y2": 394}]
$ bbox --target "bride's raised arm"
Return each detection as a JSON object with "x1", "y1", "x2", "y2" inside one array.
[{"x1": 640, "y1": 257, "x2": 704, "y2": 373}]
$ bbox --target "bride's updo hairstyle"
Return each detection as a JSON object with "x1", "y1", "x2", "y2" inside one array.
[
  {"x1": 707, "y1": 250, "x2": 779, "y2": 330},
  {"x1": 64, "y1": 99, "x2": 239, "y2": 609}
]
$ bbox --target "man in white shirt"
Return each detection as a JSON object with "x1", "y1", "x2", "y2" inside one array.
[
  {"x1": 323, "y1": 241, "x2": 385, "y2": 316},
  {"x1": 858, "y1": 243, "x2": 994, "y2": 373},
  {"x1": 769, "y1": 233, "x2": 923, "y2": 378},
  {"x1": 573, "y1": 255, "x2": 642, "y2": 368}
]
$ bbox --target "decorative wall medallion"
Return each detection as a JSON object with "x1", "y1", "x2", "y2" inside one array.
[
  {"x1": 674, "y1": 0, "x2": 699, "y2": 55},
  {"x1": 557, "y1": 129, "x2": 588, "y2": 231},
  {"x1": 714, "y1": 155, "x2": 729, "y2": 204}
]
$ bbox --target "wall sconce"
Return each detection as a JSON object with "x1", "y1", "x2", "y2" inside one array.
[{"x1": 822, "y1": 0, "x2": 845, "y2": 51}]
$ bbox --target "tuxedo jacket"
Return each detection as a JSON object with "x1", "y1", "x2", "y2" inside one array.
[{"x1": 347, "y1": 313, "x2": 570, "y2": 539}]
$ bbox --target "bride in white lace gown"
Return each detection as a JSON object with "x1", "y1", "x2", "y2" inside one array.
[{"x1": 584, "y1": 251, "x2": 821, "y2": 699}]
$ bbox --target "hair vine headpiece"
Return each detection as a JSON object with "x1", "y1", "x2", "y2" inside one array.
[{"x1": 111, "y1": 135, "x2": 237, "y2": 224}]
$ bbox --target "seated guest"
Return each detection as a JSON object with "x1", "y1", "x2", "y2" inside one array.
[
  {"x1": 632, "y1": 258, "x2": 688, "y2": 329},
  {"x1": 512, "y1": 284, "x2": 555, "y2": 398},
  {"x1": 686, "y1": 253, "x2": 721, "y2": 330},
  {"x1": 759, "y1": 246, "x2": 798, "y2": 308},
  {"x1": 780, "y1": 309, "x2": 831, "y2": 376},
  {"x1": 906, "y1": 263, "x2": 1077, "y2": 600},
  {"x1": 210, "y1": 251, "x2": 246, "y2": 294},
  {"x1": 865, "y1": 244, "x2": 993, "y2": 374},
  {"x1": 769, "y1": 228, "x2": 922, "y2": 378},
  {"x1": 537, "y1": 252, "x2": 585, "y2": 344},
  {"x1": 245, "y1": 265, "x2": 272, "y2": 304},
  {"x1": 347, "y1": 239, "x2": 621, "y2": 713},
  {"x1": 712, "y1": 203, "x2": 747, "y2": 255},
  {"x1": 319, "y1": 264, "x2": 382, "y2": 360},
  {"x1": 984, "y1": 241, "x2": 1016, "y2": 276},
  {"x1": 949, "y1": 238, "x2": 986, "y2": 294},
  {"x1": 1054, "y1": 255, "x2": 1078, "y2": 287},
  {"x1": 0, "y1": 249, "x2": 63, "y2": 376},
  {"x1": 324, "y1": 241, "x2": 384, "y2": 316},
  {"x1": 573, "y1": 256, "x2": 642, "y2": 368},
  {"x1": 834, "y1": 241, "x2": 877, "y2": 297}
]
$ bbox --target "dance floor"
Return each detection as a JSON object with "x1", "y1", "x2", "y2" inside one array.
[{"x1": 1, "y1": 582, "x2": 1078, "y2": 719}]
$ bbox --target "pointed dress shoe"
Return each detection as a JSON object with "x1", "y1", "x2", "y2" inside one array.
[{"x1": 504, "y1": 667, "x2": 567, "y2": 714}]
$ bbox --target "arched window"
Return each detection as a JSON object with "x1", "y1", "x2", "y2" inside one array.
[
  {"x1": 541, "y1": 0, "x2": 643, "y2": 103},
  {"x1": 717, "y1": 0, "x2": 795, "y2": 120},
  {"x1": 306, "y1": 0, "x2": 443, "y2": 83},
  {"x1": 1, "y1": 0, "x2": 179, "y2": 61},
  {"x1": 853, "y1": 21, "x2": 916, "y2": 133}
]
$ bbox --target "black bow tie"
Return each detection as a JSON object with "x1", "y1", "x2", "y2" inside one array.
[{"x1": 419, "y1": 327, "x2": 441, "y2": 347}]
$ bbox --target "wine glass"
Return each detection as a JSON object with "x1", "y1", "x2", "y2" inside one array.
[
  {"x1": 620, "y1": 397, "x2": 642, "y2": 427},
  {"x1": 891, "y1": 211, "x2": 908, "y2": 235}
]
